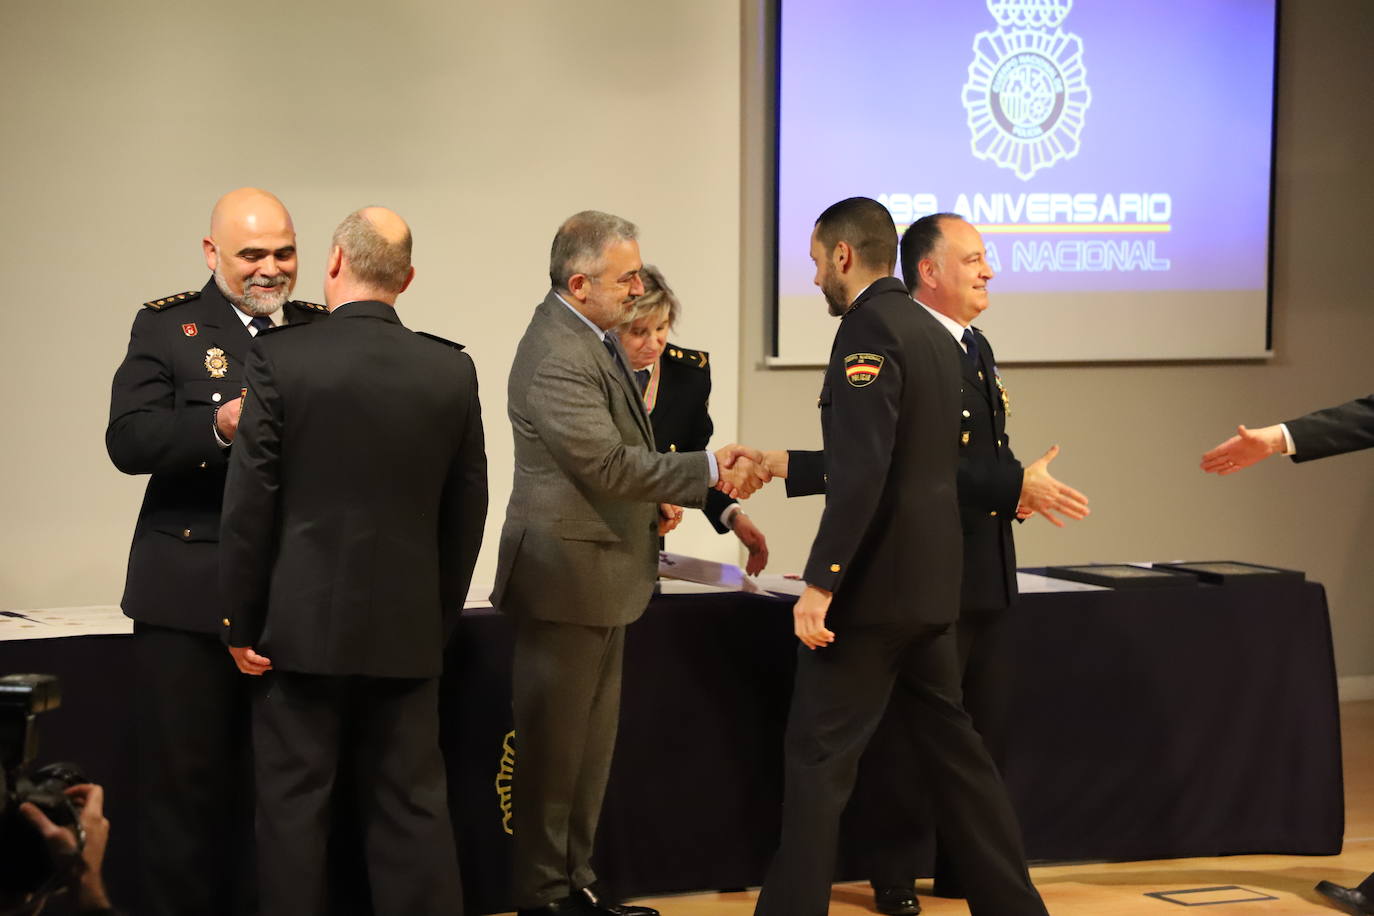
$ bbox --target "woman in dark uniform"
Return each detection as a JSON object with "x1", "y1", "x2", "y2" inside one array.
[{"x1": 615, "y1": 265, "x2": 770, "y2": 574}]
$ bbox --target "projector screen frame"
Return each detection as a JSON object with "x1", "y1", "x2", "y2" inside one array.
[{"x1": 766, "y1": 0, "x2": 1283, "y2": 367}]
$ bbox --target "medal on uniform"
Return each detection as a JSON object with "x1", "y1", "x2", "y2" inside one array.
[
  {"x1": 994, "y1": 372, "x2": 1011, "y2": 416},
  {"x1": 205, "y1": 347, "x2": 229, "y2": 379}
]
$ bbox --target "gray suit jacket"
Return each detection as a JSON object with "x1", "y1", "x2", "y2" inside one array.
[{"x1": 492, "y1": 291, "x2": 708, "y2": 627}]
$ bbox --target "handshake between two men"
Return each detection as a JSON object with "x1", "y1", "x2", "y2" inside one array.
[{"x1": 656, "y1": 445, "x2": 784, "y2": 537}]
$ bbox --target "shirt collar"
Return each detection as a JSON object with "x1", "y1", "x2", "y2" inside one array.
[
  {"x1": 554, "y1": 291, "x2": 608, "y2": 340},
  {"x1": 231, "y1": 304, "x2": 283, "y2": 331},
  {"x1": 915, "y1": 299, "x2": 968, "y2": 346}
]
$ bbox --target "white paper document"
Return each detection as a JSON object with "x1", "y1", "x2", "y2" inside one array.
[
  {"x1": 658, "y1": 552, "x2": 766, "y2": 595},
  {"x1": 751, "y1": 574, "x2": 808, "y2": 598},
  {"x1": 1015, "y1": 571, "x2": 1109, "y2": 593},
  {"x1": 0, "y1": 605, "x2": 133, "y2": 641}
]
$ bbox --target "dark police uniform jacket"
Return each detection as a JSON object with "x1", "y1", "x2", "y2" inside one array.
[
  {"x1": 106, "y1": 279, "x2": 327, "y2": 635},
  {"x1": 955, "y1": 326, "x2": 1023, "y2": 612},
  {"x1": 646, "y1": 344, "x2": 737, "y2": 533},
  {"x1": 1287, "y1": 395, "x2": 1374, "y2": 462},
  {"x1": 783, "y1": 277, "x2": 963, "y2": 629},
  {"x1": 220, "y1": 301, "x2": 487, "y2": 678}
]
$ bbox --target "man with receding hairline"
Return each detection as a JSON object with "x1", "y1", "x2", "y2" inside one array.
[
  {"x1": 221, "y1": 206, "x2": 486, "y2": 915},
  {"x1": 106, "y1": 187, "x2": 328, "y2": 916},
  {"x1": 494, "y1": 210, "x2": 769, "y2": 916}
]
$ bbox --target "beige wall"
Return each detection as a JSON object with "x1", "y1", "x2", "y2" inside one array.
[
  {"x1": 738, "y1": 0, "x2": 1374, "y2": 679},
  {"x1": 0, "y1": 0, "x2": 744, "y2": 611},
  {"x1": 3, "y1": 1, "x2": 1372, "y2": 678}
]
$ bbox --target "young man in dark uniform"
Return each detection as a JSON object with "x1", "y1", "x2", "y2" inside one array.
[
  {"x1": 105, "y1": 187, "x2": 326, "y2": 916},
  {"x1": 754, "y1": 198, "x2": 1051, "y2": 916}
]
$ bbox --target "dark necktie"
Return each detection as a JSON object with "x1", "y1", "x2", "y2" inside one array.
[
  {"x1": 634, "y1": 368, "x2": 651, "y2": 395},
  {"x1": 960, "y1": 327, "x2": 980, "y2": 373},
  {"x1": 602, "y1": 336, "x2": 636, "y2": 389},
  {"x1": 249, "y1": 316, "x2": 273, "y2": 336}
]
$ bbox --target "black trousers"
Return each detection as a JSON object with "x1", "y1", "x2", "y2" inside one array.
[
  {"x1": 252, "y1": 671, "x2": 461, "y2": 916},
  {"x1": 132, "y1": 623, "x2": 257, "y2": 916},
  {"x1": 754, "y1": 620, "x2": 1045, "y2": 916},
  {"x1": 863, "y1": 606, "x2": 1017, "y2": 893}
]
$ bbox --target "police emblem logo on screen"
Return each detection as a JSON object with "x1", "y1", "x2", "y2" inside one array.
[{"x1": 962, "y1": 0, "x2": 1091, "y2": 181}]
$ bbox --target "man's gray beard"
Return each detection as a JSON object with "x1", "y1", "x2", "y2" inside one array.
[{"x1": 214, "y1": 265, "x2": 291, "y2": 316}]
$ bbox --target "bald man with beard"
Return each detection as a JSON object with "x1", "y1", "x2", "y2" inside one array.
[{"x1": 106, "y1": 187, "x2": 328, "y2": 916}]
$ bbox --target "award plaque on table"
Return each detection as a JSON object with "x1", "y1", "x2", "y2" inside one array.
[
  {"x1": 1042, "y1": 564, "x2": 1198, "y2": 589},
  {"x1": 1151, "y1": 561, "x2": 1305, "y2": 585}
]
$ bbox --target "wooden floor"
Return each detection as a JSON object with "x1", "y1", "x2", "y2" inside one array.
[{"x1": 515, "y1": 700, "x2": 1374, "y2": 915}]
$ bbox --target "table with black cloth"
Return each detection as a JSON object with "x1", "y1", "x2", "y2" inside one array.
[{"x1": 0, "y1": 576, "x2": 1341, "y2": 915}]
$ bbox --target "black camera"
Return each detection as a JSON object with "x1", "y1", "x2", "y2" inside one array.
[{"x1": 0, "y1": 674, "x2": 88, "y2": 903}]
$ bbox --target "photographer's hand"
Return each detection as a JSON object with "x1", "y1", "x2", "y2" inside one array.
[{"x1": 20, "y1": 783, "x2": 113, "y2": 910}]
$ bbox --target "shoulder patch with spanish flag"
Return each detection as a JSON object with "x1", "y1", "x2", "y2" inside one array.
[{"x1": 843, "y1": 352, "x2": 885, "y2": 388}]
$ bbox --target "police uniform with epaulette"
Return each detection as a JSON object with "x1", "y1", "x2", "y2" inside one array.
[
  {"x1": 108, "y1": 278, "x2": 328, "y2": 632},
  {"x1": 860, "y1": 323, "x2": 1029, "y2": 904},
  {"x1": 755, "y1": 278, "x2": 1046, "y2": 916},
  {"x1": 955, "y1": 326, "x2": 1022, "y2": 616},
  {"x1": 105, "y1": 276, "x2": 327, "y2": 916},
  {"x1": 645, "y1": 343, "x2": 739, "y2": 533}
]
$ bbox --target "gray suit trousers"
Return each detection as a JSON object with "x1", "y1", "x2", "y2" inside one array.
[{"x1": 511, "y1": 617, "x2": 626, "y2": 907}]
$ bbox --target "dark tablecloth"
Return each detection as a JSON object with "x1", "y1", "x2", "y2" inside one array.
[{"x1": 0, "y1": 578, "x2": 1341, "y2": 914}]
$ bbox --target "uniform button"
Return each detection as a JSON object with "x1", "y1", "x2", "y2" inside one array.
[
  {"x1": 989, "y1": 511, "x2": 998, "y2": 518},
  {"x1": 222, "y1": 618, "x2": 230, "y2": 627},
  {"x1": 962, "y1": 409, "x2": 971, "y2": 418},
  {"x1": 199, "y1": 461, "x2": 207, "y2": 469},
  {"x1": 669, "y1": 444, "x2": 677, "y2": 452},
  {"x1": 830, "y1": 563, "x2": 841, "y2": 572},
  {"x1": 183, "y1": 528, "x2": 192, "y2": 538},
  {"x1": 212, "y1": 392, "x2": 222, "y2": 403}
]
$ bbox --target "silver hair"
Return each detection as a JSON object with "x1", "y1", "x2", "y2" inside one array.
[
  {"x1": 618, "y1": 263, "x2": 679, "y2": 329},
  {"x1": 549, "y1": 210, "x2": 638, "y2": 291}
]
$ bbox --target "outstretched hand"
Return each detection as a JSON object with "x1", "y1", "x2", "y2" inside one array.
[
  {"x1": 1201, "y1": 424, "x2": 1285, "y2": 475},
  {"x1": 1016, "y1": 445, "x2": 1090, "y2": 527}
]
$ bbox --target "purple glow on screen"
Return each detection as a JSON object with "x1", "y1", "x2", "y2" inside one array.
[{"x1": 777, "y1": 0, "x2": 1278, "y2": 298}]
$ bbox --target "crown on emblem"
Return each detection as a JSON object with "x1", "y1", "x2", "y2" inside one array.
[{"x1": 985, "y1": 0, "x2": 1073, "y2": 30}]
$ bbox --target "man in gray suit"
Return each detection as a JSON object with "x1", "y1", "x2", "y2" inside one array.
[{"x1": 493, "y1": 210, "x2": 768, "y2": 916}]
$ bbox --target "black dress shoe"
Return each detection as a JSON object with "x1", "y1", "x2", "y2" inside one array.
[
  {"x1": 516, "y1": 895, "x2": 594, "y2": 915},
  {"x1": 577, "y1": 884, "x2": 660, "y2": 915},
  {"x1": 873, "y1": 885, "x2": 922, "y2": 915},
  {"x1": 1316, "y1": 881, "x2": 1374, "y2": 915}
]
